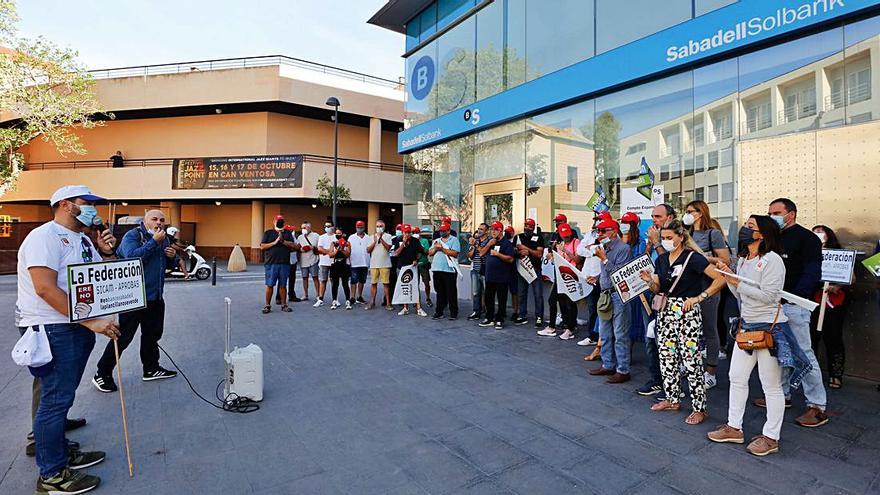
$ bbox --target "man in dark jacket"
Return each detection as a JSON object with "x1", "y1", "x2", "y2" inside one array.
[{"x1": 92, "y1": 209, "x2": 178, "y2": 393}]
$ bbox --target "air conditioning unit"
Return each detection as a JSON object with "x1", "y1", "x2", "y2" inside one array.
[{"x1": 223, "y1": 298, "x2": 263, "y2": 402}]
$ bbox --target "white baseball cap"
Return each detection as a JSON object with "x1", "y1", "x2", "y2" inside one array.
[{"x1": 49, "y1": 185, "x2": 105, "y2": 206}]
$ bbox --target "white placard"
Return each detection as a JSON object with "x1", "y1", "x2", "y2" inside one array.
[
  {"x1": 392, "y1": 265, "x2": 419, "y2": 305},
  {"x1": 67, "y1": 258, "x2": 146, "y2": 323},
  {"x1": 821, "y1": 249, "x2": 856, "y2": 285},
  {"x1": 620, "y1": 186, "x2": 664, "y2": 221},
  {"x1": 610, "y1": 254, "x2": 655, "y2": 304}
]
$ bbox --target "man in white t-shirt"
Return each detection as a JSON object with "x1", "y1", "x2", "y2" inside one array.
[
  {"x1": 314, "y1": 221, "x2": 336, "y2": 307},
  {"x1": 347, "y1": 220, "x2": 372, "y2": 304},
  {"x1": 366, "y1": 219, "x2": 394, "y2": 309},
  {"x1": 17, "y1": 185, "x2": 120, "y2": 493},
  {"x1": 296, "y1": 222, "x2": 320, "y2": 301}
]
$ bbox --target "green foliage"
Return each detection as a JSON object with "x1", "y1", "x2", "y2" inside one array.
[
  {"x1": 593, "y1": 111, "x2": 622, "y2": 209},
  {"x1": 0, "y1": 0, "x2": 107, "y2": 195},
  {"x1": 315, "y1": 173, "x2": 351, "y2": 207}
]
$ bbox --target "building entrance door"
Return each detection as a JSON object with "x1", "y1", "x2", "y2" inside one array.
[{"x1": 473, "y1": 176, "x2": 525, "y2": 230}]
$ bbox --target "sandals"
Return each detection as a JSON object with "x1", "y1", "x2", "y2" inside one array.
[
  {"x1": 686, "y1": 411, "x2": 708, "y2": 425},
  {"x1": 281, "y1": 305, "x2": 292, "y2": 312},
  {"x1": 262, "y1": 306, "x2": 271, "y2": 314},
  {"x1": 584, "y1": 345, "x2": 602, "y2": 361},
  {"x1": 828, "y1": 377, "x2": 842, "y2": 389},
  {"x1": 650, "y1": 400, "x2": 681, "y2": 412}
]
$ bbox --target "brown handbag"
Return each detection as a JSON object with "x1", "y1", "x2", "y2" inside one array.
[{"x1": 735, "y1": 306, "x2": 781, "y2": 351}]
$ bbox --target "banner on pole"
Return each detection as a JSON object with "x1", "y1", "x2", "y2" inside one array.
[
  {"x1": 821, "y1": 249, "x2": 856, "y2": 285},
  {"x1": 517, "y1": 257, "x2": 538, "y2": 284},
  {"x1": 553, "y1": 252, "x2": 591, "y2": 301},
  {"x1": 610, "y1": 254, "x2": 655, "y2": 304},
  {"x1": 67, "y1": 259, "x2": 146, "y2": 323},
  {"x1": 392, "y1": 265, "x2": 419, "y2": 305}
]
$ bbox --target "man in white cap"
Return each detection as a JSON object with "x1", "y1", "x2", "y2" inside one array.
[{"x1": 17, "y1": 185, "x2": 120, "y2": 494}]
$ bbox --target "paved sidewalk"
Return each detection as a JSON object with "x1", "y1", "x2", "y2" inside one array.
[{"x1": 1, "y1": 273, "x2": 879, "y2": 494}]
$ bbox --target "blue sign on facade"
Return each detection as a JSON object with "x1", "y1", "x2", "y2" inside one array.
[
  {"x1": 410, "y1": 55, "x2": 435, "y2": 101},
  {"x1": 399, "y1": 0, "x2": 880, "y2": 153}
]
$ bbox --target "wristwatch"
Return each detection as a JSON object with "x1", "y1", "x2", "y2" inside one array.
[{"x1": 700, "y1": 291, "x2": 709, "y2": 301}]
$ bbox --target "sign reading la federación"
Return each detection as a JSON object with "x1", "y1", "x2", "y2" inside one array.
[
  {"x1": 610, "y1": 255, "x2": 655, "y2": 304},
  {"x1": 67, "y1": 259, "x2": 147, "y2": 323},
  {"x1": 820, "y1": 249, "x2": 856, "y2": 285}
]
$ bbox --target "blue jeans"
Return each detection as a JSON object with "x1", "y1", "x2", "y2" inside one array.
[
  {"x1": 264, "y1": 263, "x2": 290, "y2": 287},
  {"x1": 517, "y1": 275, "x2": 544, "y2": 319},
  {"x1": 34, "y1": 323, "x2": 95, "y2": 478},
  {"x1": 781, "y1": 303, "x2": 827, "y2": 410},
  {"x1": 599, "y1": 292, "x2": 632, "y2": 374},
  {"x1": 471, "y1": 270, "x2": 485, "y2": 315}
]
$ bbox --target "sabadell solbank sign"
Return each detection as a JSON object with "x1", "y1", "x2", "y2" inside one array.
[{"x1": 666, "y1": 0, "x2": 846, "y2": 62}]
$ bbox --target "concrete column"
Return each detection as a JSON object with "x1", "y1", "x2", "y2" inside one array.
[
  {"x1": 161, "y1": 201, "x2": 181, "y2": 229},
  {"x1": 369, "y1": 117, "x2": 382, "y2": 169},
  {"x1": 367, "y1": 202, "x2": 381, "y2": 231},
  {"x1": 250, "y1": 200, "x2": 265, "y2": 263}
]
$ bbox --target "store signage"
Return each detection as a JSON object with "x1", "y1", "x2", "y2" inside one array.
[
  {"x1": 67, "y1": 258, "x2": 146, "y2": 323},
  {"x1": 172, "y1": 155, "x2": 303, "y2": 190},
  {"x1": 398, "y1": 0, "x2": 880, "y2": 153},
  {"x1": 0, "y1": 214, "x2": 11, "y2": 238},
  {"x1": 410, "y1": 55, "x2": 435, "y2": 101}
]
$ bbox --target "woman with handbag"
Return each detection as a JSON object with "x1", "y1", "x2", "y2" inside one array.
[
  {"x1": 708, "y1": 215, "x2": 788, "y2": 456},
  {"x1": 810, "y1": 225, "x2": 849, "y2": 389},
  {"x1": 683, "y1": 200, "x2": 731, "y2": 389},
  {"x1": 639, "y1": 221, "x2": 726, "y2": 425}
]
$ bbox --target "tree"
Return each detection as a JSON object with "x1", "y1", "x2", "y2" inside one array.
[
  {"x1": 0, "y1": 0, "x2": 107, "y2": 195},
  {"x1": 315, "y1": 173, "x2": 351, "y2": 207},
  {"x1": 592, "y1": 111, "x2": 622, "y2": 210}
]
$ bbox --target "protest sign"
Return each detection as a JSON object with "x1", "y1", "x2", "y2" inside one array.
[
  {"x1": 553, "y1": 252, "x2": 591, "y2": 301},
  {"x1": 610, "y1": 255, "x2": 654, "y2": 304},
  {"x1": 517, "y1": 257, "x2": 538, "y2": 284},
  {"x1": 861, "y1": 250, "x2": 880, "y2": 277},
  {"x1": 392, "y1": 265, "x2": 419, "y2": 305},
  {"x1": 821, "y1": 249, "x2": 856, "y2": 284},
  {"x1": 67, "y1": 259, "x2": 146, "y2": 323}
]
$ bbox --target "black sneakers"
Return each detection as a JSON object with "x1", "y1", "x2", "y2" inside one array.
[
  {"x1": 478, "y1": 319, "x2": 494, "y2": 327},
  {"x1": 534, "y1": 317, "x2": 544, "y2": 328},
  {"x1": 143, "y1": 367, "x2": 178, "y2": 381},
  {"x1": 68, "y1": 449, "x2": 106, "y2": 470},
  {"x1": 494, "y1": 321, "x2": 503, "y2": 330},
  {"x1": 36, "y1": 468, "x2": 100, "y2": 495},
  {"x1": 466, "y1": 312, "x2": 480, "y2": 321},
  {"x1": 91, "y1": 374, "x2": 117, "y2": 393},
  {"x1": 513, "y1": 317, "x2": 528, "y2": 325}
]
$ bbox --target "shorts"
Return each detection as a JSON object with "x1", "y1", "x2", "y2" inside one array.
[
  {"x1": 350, "y1": 266, "x2": 368, "y2": 284},
  {"x1": 264, "y1": 264, "x2": 290, "y2": 287},
  {"x1": 300, "y1": 263, "x2": 319, "y2": 278},
  {"x1": 370, "y1": 267, "x2": 391, "y2": 284},
  {"x1": 418, "y1": 265, "x2": 431, "y2": 284},
  {"x1": 319, "y1": 265, "x2": 331, "y2": 282}
]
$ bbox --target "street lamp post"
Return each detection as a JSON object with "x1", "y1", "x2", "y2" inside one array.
[{"x1": 326, "y1": 96, "x2": 341, "y2": 226}]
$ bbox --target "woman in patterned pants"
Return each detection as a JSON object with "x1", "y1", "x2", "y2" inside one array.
[{"x1": 640, "y1": 221, "x2": 727, "y2": 425}]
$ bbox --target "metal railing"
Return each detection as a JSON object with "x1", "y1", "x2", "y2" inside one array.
[
  {"x1": 86, "y1": 55, "x2": 405, "y2": 90},
  {"x1": 824, "y1": 83, "x2": 872, "y2": 111},
  {"x1": 779, "y1": 102, "x2": 817, "y2": 124},
  {"x1": 712, "y1": 127, "x2": 733, "y2": 141},
  {"x1": 23, "y1": 154, "x2": 404, "y2": 173}
]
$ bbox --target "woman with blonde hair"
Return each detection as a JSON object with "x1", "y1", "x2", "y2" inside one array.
[
  {"x1": 640, "y1": 220, "x2": 726, "y2": 424},
  {"x1": 682, "y1": 200, "x2": 731, "y2": 389}
]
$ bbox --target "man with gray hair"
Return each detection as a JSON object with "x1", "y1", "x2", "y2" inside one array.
[{"x1": 92, "y1": 209, "x2": 178, "y2": 393}]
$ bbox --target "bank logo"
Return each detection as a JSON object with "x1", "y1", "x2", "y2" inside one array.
[
  {"x1": 559, "y1": 266, "x2": 581, "y2": 294},
  {"x1": 411, "y1": 55, "x2": 435, "y2": 101},
  {"x1": 401, "y1": 271, "x2": 414, "y2": 284},
  {"x1": 463, "y1": 108, "x2": 480, "y2": 125}
]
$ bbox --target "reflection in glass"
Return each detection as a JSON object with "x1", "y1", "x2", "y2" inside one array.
[
  {"x1": 695, "y1": 0, "x2": 737, "y2": 17},
  {"x1": 436, "y1": 16, "x2": 477, "y2": 115},
  {"x1": 596, "y1": 0, "x2": 691, "y2": 54},
  {"x1": 475, "y1": 0, "x2": 504, "y2": 100},
  {"x1": 404, "y1": 43, "x2": 438, "y2": 128},
  {"x1": 844, "y1": 16, "x2": 880, "y2": 125},
  {"x1": 525, "y1": 0, "x2": 594, "y2": 81}
]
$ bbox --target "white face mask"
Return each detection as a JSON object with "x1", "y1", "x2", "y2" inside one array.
[
  {"x1": 815, "y1": 231, "x2": 827, "y2": 244},
  {"x1": 620, "y1": 224, "x2": 631, "y2": 235},
  {"x1": 325, "y1": 226, "x2": 334, "y2": 234},
  {"x1": 661, "y1": 239, "x2": 676, "y2": 252},
  {"x1": 682, "y1": 213, "x2": 696, "y2": 226},
  {"x1": 376, "y1": 227, "x2": 384, "y2": 234}
]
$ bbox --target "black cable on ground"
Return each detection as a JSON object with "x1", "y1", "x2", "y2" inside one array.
[{"x1": 157, "y1": 344, "x2": 259, "y2": 414}]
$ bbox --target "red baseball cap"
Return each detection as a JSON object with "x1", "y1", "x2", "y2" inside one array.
[
  {"x1": 557, "y1": 223, "x2": 573, "y2": 238},
  {"x1": 619, "y1": 212, "x2": 640, "y2": 223},
  {"x1": 442, "y1": 216, "x2": 452, "y2": 224},
  {"x1": 355, "y1": 220, "x2": 365, "y2": 228},
  {"x1": 524, "y1": 218, "x2": 536, "y2": 227},
  {"x1": 402, "y1": 224, "x2": 413, "y2": 233},
  {"x1": 597, "y1": 219, "x2": 620, "y2": 232},
  {"x1": 438, "y1": 223, "x2": 450, "y2": 232},
  {"x1": 491, "y1": 221, "x2": 504, "y2": 231},
  {"x1": 396, "y1": 223, "x2": 403, "y2": 231},
  {"x1": 594, "y1": 211, "x2": 613, "y2": 222},
  {"x1": 553, "y1": 213, "x2": 568, "y2": 223},
  {"x1": 504, "y1": 225, "x2": 515, "y2": 235},
  {"x1": 274, "y1": 215, "x2": 284, "y2": 221}
]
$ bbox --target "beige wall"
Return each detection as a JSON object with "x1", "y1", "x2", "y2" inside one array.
[{"x1": 0, "y1": 204, "x2": 52, "y2": 222}]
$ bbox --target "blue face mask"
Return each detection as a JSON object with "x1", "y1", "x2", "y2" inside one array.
[
  {"x1": 75, "y1": 205, "x2": 98, "y2": 227},
  {"x1": 770, "y1": 214, "x2": 786, "y2": 229}
]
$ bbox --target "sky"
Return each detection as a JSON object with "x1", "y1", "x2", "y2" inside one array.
[{"x1": 15, "y1": 0, "x2": 405, "y2": 81}]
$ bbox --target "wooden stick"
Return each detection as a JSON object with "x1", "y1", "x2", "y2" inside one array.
[
  {"x1": 113, "y1": 338, "x2": 134, "y2": 477},
  {"x1": 639, "y1": 294, "x2": 652, "y2": 315},
  {"x1": 816, "y1": 281, "x2": 830, "y2": 333}
]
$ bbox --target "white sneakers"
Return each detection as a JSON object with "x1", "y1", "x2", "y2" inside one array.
[
  {"x1": 330, "y1": 300, "x2": 339, "y2": 310},
  {"x1": 345, "y1": 301, "x2": 353, "y2": 310},
  {"x1": 559, "y1": 330, "x2": 576, "y2": 340},
  {"x1": 416, "y1": 308, "x2": 428, "y2": 317},
  {"x1": 537, "y1": 327, "x2": 557, "y2": 337},
  {"x1": 577, "y1": 337, "x2": 597, "y2": 346},
  {"x1": 705, "y1": 372, "x2": 717, "y2": 389},
  {"x1": 313, "y1": 299, "x2": 324, "y2": 308},
  {"x1": 398, "y1": 307, "x2": 409, "y2": 316}
]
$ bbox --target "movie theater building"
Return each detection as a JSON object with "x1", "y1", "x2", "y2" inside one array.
[
  {"x1": 0, "y1": 56, "x2": 405, "y2": 264},
  {"x1": 370, "y1": 0, "x2": 880, "y2": 379}
]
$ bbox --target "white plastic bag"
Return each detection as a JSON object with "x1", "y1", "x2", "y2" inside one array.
[{"x1": 12, "y1": 326, "x2": 52, "y2": 367}]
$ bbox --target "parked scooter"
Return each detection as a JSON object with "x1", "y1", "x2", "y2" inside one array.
[{"x1": 166, "y1": 245, "x2": 212, "y2": 280}]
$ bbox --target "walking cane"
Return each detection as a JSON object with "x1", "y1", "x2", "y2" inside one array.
[{"x1": 112, "y1": 316, "x2": 134, "y2": 477}]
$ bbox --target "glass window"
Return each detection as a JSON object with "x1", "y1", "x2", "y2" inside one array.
[
  {"x1": 526, "y1": 0, "x2": 594, "y2": 81},
  {"x1": 721, "y1": 182, "x2": 734, "y2": 202},
  {"x1": 506, "y1": 0, "x2": 527, "y2": 89},
  {"x1": 438, "y1": 0, "x2": 472, "y2": 31},
  {"x1": 844, "y1": 16, "x2": 879, "y2": 125},
  {"x1": 695, "y1": 187, "x2": 705, "y2": 201},
  {"x1": 419, "y1": 4, "x2": 437, "y2": 42},
  {"x1": 695, "y1": 0, "x2": 737, "y2": 17},
  {"x1": 404, "y1": 42, "x2": 438, "y2": 128},
  {"x1": 596, "y1": 0, "x2": 691, "y2": 54},
  {"x1": 476, "y1": 0, "x2": 504, "y2": 100},
  {"x1": 695, "y1": 154, "x2": 705, "y2": 173},
  {"x1": 406, "y1": 17, "x2": 420, "y2": 52},
  {"x1": 567, "y1": 166, "x2": 579, "y2": 192},
  {"x1": 707, "y1": 184, "x2": 718, "y2": 203},
  {"x1": 436, "y1": 16, "x2": 476, "y2": 115}
]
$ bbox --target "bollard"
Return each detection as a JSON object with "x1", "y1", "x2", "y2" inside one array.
[{"x1": 212, "y1": 257, "x2": 217, "y2": 286}]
